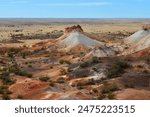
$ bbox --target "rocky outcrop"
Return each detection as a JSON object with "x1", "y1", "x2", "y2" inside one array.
[
  {"x1": 142, "y1": 24, "x2": 150, "y2": 30},
  {"x1": 64, "y1": 25, "x2": 83, "y2": 34}
]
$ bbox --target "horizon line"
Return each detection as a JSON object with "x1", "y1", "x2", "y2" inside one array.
[{"x1": 0, "y1": 18, "x2": 150, "y2": 19}]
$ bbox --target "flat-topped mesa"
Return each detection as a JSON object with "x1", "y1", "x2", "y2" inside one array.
[
  {"x1": 142, "y1": 24, "x2": 150, "y2": 31},
  {"x1": 64, "y1": 25, "x2": 84, "y2": 34}
]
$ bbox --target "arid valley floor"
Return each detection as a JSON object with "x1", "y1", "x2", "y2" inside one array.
[{"x1": 0, "y1": 19, "x2": 150, "y2": 100}]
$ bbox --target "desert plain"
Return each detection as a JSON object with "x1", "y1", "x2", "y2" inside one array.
[{"x1": 0, "y1": 18, "x2": 150, "y2": 100}]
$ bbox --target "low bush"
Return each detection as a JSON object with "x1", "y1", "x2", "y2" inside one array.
[
  {"x1": 91, "y1": 56, "x2": 100, "y2": 63},
  {"x1": 26, "y1": 73, "x2": 33, "y2": 78},
  {"x1": 60, "y1": 69, "x2": 67, "y2": 75},
  {"x1": 79, "y1": 57, "x2": 100, "y2": 69},
  {"x1": 0, "y1": 86, "x2": 12, "y2": 95},
  {"x1": 49, "y1": 82, "x2": 55, "y2": 87},
  {"x1": 77, "y1": 86, "x2": 84, "y2": 90},
  {"x1": 57, "y1": 77, "x2": 65, "y2": 84},
  {"x1": 0, "y1": 71, "x2": 16, "y2": 85},
  {"x1": 76, "y1": 79, "x2": 95, "y2": 88},
  {"x1": 28, "y1": 64, "x2": 32, "y2": 68},
  {"x1": 101, "y1": 83, "x2": 119, "y2": 94},
  {"x1": 2, "y1": 93, "x2": 11, "y2": 100},
  {"x1": 39, "y1": 76, "x2": 49, "y2": 82},
  {"x1": 21, "y1": 53, "x2": 26, "y2": 59},
  {"x1": 108, "y1": 92, "x2": 115, "y2": 99},
  {"x1": 77, "y1": 83, "x2": 84, "y2": 90},
  {"x1": 59, "y1": 60, "x2": 71, "y2": 65},
  {"x1": 0, "y1": 87, "x2": 5, "y2": 94},
  {"x1": 87, "y1": 79, "x2": 95, "y2": 85},
  {"x1": 106, "y1": 61, "x2": 130, "y2": 78},
  {"x1": 80, "y1": 61, "x2": 89, "y2": 68},
  {"x1": 15, "y1": 70, "x2": 33, "y2": 78},
  {"x1": 97, "y1": 93, "x2": 106, "y2": 100},
  {"x1": 143, "y1": 56, "x2": 150, "y2": 63},
  {"x1": 59, "y1": 60, "x2": 65, "y2": 64},
  {"x1": 92, "y1": 88, "x2": 98, "y2": 93}
]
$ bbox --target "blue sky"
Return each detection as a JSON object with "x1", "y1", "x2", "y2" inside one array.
[{"x1": 0, "y1": 0, "x2": 149, "y2": 18}]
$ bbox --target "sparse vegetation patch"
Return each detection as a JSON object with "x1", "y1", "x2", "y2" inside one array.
[{"x1": 106, "y1": 60, "x2": 130, "y2": 78}]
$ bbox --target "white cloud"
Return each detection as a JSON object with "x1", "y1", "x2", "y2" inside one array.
[
  {"x1": 0, "y1": 0, "x2": 29, "y2": 4},
  {"x1": 0, "y1": 1, "x2": 111, "y2": 7},
  {"x1": 39, "y1": 2, "x2": 111, "y2": 7}
]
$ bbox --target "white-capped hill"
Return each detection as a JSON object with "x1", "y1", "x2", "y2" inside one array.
[
  {"x1": 123, "y1": 26, "x2": 150, "y2": 54},
  {"x1": 125, "y1": 30, "x2": 150, "y2": 44},
  {"x1": 59, "y1": 31, "x2": 104, "y2": 49},
  {"x1": 57, "y1": 25, "x2": 117, "y2": 57}
]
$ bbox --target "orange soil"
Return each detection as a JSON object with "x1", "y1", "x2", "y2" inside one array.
[
  {"x1": 9, "y1": 79, "x2": 49, "y2": 99},
  {"x1": 116, "y1": 88, "x2": 150, "y2": 100}
]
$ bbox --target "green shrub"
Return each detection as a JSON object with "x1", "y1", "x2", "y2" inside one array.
[
  {"x1": 8, "y1": 62, "x2": 32, "y2": 78},
  {"x1": 59, "y1": 60, "x2": 71, "y2": 65},
  {"x1": 143, "y1": 56, "x2": 150, "y2": 63},
  {"x1": 106, "y1": 61, "x2": 130, "y2": 78},
  {"x1": 57, "y1": 77, "x2": 65, "y2": 83},
  {"x1": 77, "y1": 86, "x2": 84, "y2": 90},
  {"x1": 8, "y1": 48, "x2": 20, "y2": 54},
  {"x1": 0, "y1": 86, "x2": 12, "y2": 95},
  {"x1": 2, "y1": 93, "x2": 11, "y2": 100},
  {"x1": 59, "y1": 60, "x2": 65, "y2": 64},
  {"x1": 77, "y1": 85, "x2": 84, "y2": 90},
  {"x1": 79, "y1": 57, "x2": 99, "y2": 68},
  {"x1": 92, "y1": 88, "x2": 98, "y2": 93},
  {"x1": 9, "y1": 62, "x2": 32, "y2": 78},
  {"x1": 39, "y1": 76, "x2": 50, "y2": 82},
  {"x1": 87, "y1": 79, "x2": 95, "y2": 85},
  {"x1": 28, "y1": 64, "x2": 32, "y2": 68},
  {"x1": 10, "y1": 34, "x2": 25, "y2": 40},
  {"x1": 49, "y1": 82, "x2": 55, "y2": 87},
  {"x1": 109, "y1": 84, "x2": 120, "y2": 92},
  {"x1": 15, "y1": 70, "x2": 33, "y2": 78},
  {"x1": 65, "y1": 60, "x2": 72, "y2": 65},
  {"x1": 0, "y1": 71, "x2": 16, "y2": 85},
  {"x1": 60, "y1": 69, "x2": 67, "y2": 75},
  {"x1": 76, "y1": 79, "x2": 95, "y2": 88},
  {"x1": 26, "y1": 73, "x2": 33, "y2": 78},
  {"x1": 101, "y1": 83, "x2": 119, "y2": 94},
  {"x1": 108, "y1": 92, "x2": 115, "y2": 99},
  {"x1": 97, "y1": 93, "x2": 106, "y2": 100},
  {"x1": 0, "y1": 88, "x2": 5, "y2": 94},
  {"x1": 91, "y1": 56, "x2": 100, "y2": 63},
  {"x1": 80, "y1": 61, "x2": 89, "y2": 68},
  {"x1": 22, "y1": 53, "x2": 26, "y2": 59}
]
